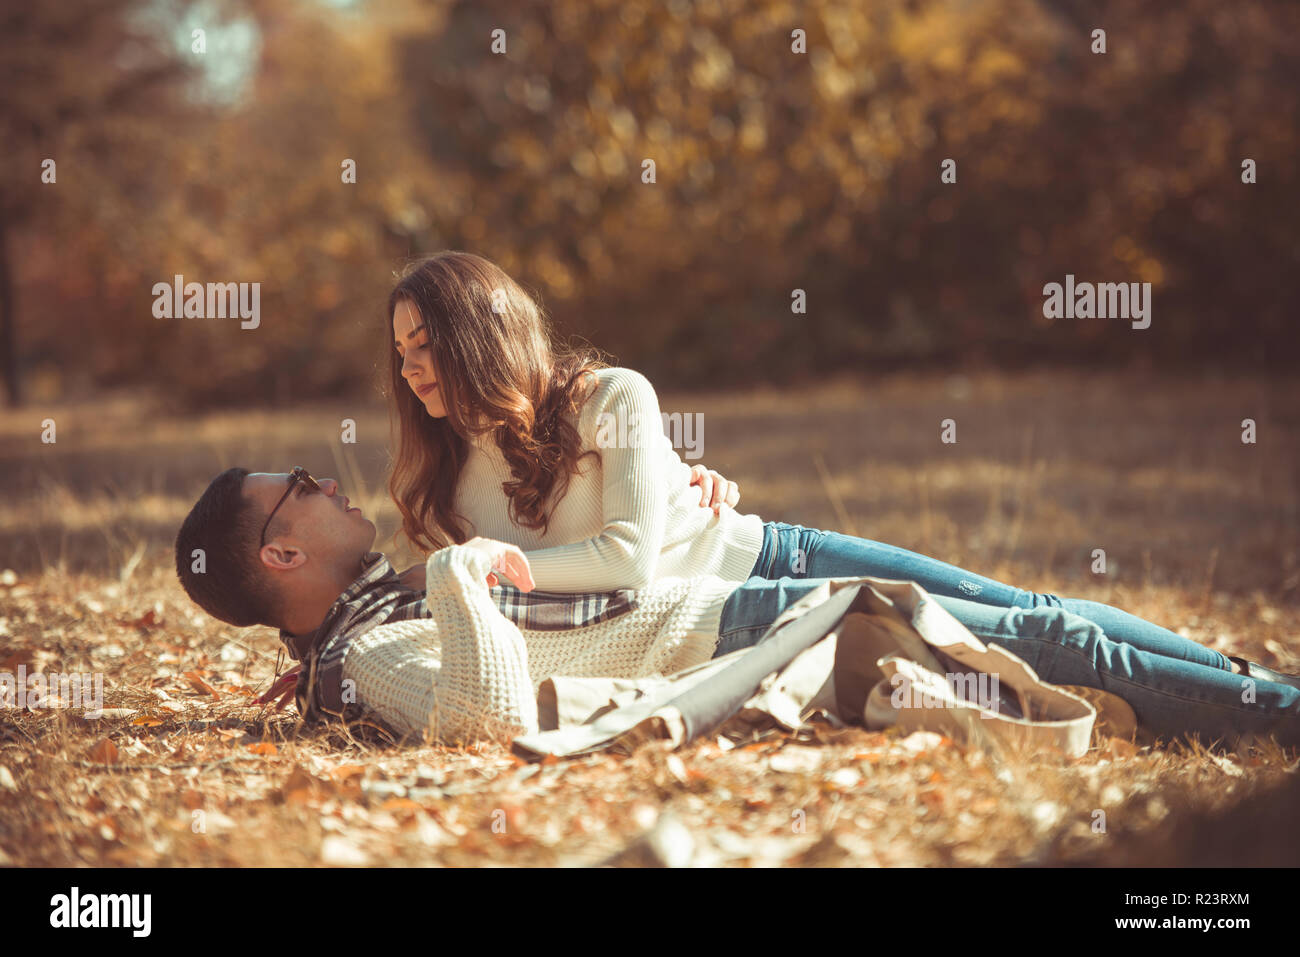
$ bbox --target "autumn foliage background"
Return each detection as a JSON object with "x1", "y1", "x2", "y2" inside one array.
[{"x1": 3, "y1": 0, "x2": 1299, "y2": 408}]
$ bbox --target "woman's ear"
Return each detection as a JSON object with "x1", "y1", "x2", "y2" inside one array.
[{"x1": 259, "y1": 542, "x2": 307, "y2": 572}]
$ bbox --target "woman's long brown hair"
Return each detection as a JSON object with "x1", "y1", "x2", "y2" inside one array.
[{"x1": 386, "y1": 251, "x2": 609, "y2": 553}]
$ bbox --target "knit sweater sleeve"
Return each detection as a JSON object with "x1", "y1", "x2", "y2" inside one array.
[
  {"x1": 516, "y1": 367, "x2": 667, "y2": 591},
  {"x1": 339, "y1": 545, "x2": 538, "y2": 745}
]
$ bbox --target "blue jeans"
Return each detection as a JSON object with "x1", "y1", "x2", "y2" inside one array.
[
  {"x1": 715, "y1": 575, "x2": 1300, "y2": 747},
  {"x1": 746, "y1": 521, "x2": 1231, "y2": 671}
]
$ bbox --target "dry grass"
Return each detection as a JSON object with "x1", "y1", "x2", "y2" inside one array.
[{"x1": 1, "y1": 368, "x2": 1297, "y2": 866}]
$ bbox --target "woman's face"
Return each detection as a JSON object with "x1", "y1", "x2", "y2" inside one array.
[{"x1": 392, "y1": 299, "x2": 447, "y2": 418}]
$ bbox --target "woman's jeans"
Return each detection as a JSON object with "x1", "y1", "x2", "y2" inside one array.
[
  {"x1": 746, "y1": 521, "x2": 1232, "y2": 671},
  {"x1": 714, "y1": 522, "x2": 1300, "y2": 747}
]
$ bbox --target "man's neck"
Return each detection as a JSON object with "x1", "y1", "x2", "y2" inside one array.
[{"x1": 281, "y1": 556, "x2": 369, "y2": 638}]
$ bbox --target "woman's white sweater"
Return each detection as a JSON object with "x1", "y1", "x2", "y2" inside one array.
[
  {"x1": 451, "y1": 366, "x2": 765, "y2": 591},
  {"x1": 340, "y1": 544, "x2": 737, "y2": 744}
]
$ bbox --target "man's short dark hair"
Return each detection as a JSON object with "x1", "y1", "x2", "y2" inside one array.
[{"x1": 175, "y1": 467, "x2": 282, "y2": 628}]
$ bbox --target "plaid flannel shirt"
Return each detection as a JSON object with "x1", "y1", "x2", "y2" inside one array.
[{"x1": 279, "y1": 551, "x2": 638, "y2": 727}]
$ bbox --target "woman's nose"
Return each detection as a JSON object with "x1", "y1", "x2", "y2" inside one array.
[{"x1": 320, "y1": 478, "x2": 340, "y2": 496}]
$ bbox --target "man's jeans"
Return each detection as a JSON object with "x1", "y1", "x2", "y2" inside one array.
[{"x1": 715, "y1": 526, "x2": 1300, "y2": 747}]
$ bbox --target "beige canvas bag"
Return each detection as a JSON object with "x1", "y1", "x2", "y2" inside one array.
[{"x1": 516, "y1": 576, "x2": 1125, "y2": 760}]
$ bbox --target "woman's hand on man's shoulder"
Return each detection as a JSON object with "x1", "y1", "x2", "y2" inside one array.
[{"x1": 461, "y1": 537, "x2": 536, "y2": 592}]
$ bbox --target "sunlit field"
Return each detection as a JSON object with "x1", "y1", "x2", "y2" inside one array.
[{"x1": 1, "y1": 368, "x2": 1297, "y2": 866}]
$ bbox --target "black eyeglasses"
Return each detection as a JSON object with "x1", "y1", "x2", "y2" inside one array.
[{"x1": 259, "y1": 467, "x2": 321, "y2": 546}]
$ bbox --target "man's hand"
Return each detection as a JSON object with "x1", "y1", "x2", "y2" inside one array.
[
  {"x1": 689, "y1": 464, "x2": 741, "y2": 515},
  {"x1": 462, "y1": 537, "x2": 536, "y2": 592}
]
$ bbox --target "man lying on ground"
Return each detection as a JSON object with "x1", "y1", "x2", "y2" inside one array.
[{"x1": 173, "y1": 467, "x2": 1300, "y2": 747}]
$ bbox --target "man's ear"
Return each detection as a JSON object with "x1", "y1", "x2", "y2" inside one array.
[{"x1": 259, "y1": 541, "x2": 307, "y2": 572}]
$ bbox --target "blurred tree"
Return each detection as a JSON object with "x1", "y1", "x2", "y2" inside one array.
[
  {"x1": 5, "y1": 0, "x2": 1298, "y2": 405},
  {"x1": 0, "y1": 0, "x2": 202, "y2": 406},
  {"x1": 126, "y1": 0, "x2": 441, "y2": 406},
  {"x1": 393, "y1": 0, "x2": 1298, "y2": 381}
]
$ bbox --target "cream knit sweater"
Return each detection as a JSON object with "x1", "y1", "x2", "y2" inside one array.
[
  {"x1": 451, "y1": 366, "x2": 765, "y2": 591},
  {"x1": 340, "y1": 544, "x2": 737, "y2": 744}
]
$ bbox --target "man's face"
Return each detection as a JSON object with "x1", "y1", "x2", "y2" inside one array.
[{"x1": 243, "y1": 471, "x2": 376, "y2": 572}]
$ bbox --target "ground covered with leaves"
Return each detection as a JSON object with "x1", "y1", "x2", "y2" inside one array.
[{"x1": 2, "y1": 370, "x2": 1297, "y2": 866}]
